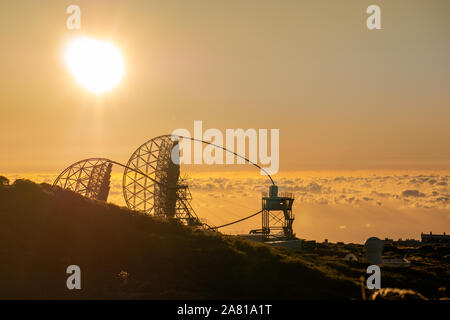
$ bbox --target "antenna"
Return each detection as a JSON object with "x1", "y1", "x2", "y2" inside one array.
[{"x1": 53, "y1": 134, "x2": 296, "y2": 242}]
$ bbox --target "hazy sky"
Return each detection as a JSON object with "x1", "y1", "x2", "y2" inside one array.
[
  {"x1": 1, "y1": 1, "x2": 449, "y2": 243},
  {"x1": 1, "y1": 0, "x2": 449, "y2": 172}
]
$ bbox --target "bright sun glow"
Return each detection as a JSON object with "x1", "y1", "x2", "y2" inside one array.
[{"x1": 64, "y1": 37, "x2": 124, "y2": 94}]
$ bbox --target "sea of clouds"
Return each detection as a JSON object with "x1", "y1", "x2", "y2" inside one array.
[
  {"x1": 3, "y1": 171, "x2": 449, "y2": 243},
  {"x1": 186, "y1": 173, "x2": 449, "y2": 210}
]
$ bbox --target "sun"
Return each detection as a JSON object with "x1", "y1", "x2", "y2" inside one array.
[{"x1": 64, "y1": 37, "x2": 125, "y2": 94}]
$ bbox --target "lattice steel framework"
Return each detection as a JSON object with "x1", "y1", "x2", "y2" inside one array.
[
  {"x1": 260, "y1": 191, "x2": 295, "y2": 241},
  {"x1": 53, "y1": 134, "x2": 285, "y2": 233},
  {"x1": 122, "y1": 135, "x2": 201, "y2": 225},
  {"x1": 54, "y1": 158, "x2": 113, "y2": 201}
]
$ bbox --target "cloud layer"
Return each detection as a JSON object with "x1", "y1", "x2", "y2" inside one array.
[
  {"x1": 3, "y1": 170, "x2": 449, "y2": 243},
  {"x1": 188, "y1": 173, "x2": 449, "y2": 210}
]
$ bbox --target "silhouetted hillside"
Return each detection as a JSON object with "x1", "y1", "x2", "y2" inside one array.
[{"x1": 0, "y1": 178, "x2": 359, "y2": 299}]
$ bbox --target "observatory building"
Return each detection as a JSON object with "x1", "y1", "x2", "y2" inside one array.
[
  {"x1": 421, "y1": 232, "x2": 450, "y2": 245},
  {"x1": 364, "y1": 237, "x2": 384, "y2": 265}
]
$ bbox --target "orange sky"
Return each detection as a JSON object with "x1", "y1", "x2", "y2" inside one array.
[
  {"x1": 1, "y1": 0, "x2": 449, "y2": 171},
  {"x1": 1, "y1": 1, "x2": 449, "y2": 242}
]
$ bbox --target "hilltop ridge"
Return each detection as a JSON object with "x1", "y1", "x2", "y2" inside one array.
[{"x1": 0, "y1": 178, "x2": 359, "y2": 299}]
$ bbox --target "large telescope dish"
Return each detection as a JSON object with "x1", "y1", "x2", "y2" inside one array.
[{"x1": 53, "y1": 158, "x2": 113, "y2": 201}]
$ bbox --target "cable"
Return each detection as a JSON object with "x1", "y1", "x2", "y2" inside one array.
[
  {"x1": 172, "y1": 134, "x2": 276, "y2": 231},
  {"x1": 170, "y1": 134, "x2": 277, "y2": 230},
  {"x1": 209, "y1": 210, "x2": 262, "y2": 230},
  {"x1": 108, "y1": 159, "x2": 161, "y2": 185},
  {"x1": 53, "y1": 158, "x2": 160, "y2": 187},
  {"x1": 58, "y1": 132, "x2": 277, "y2": 231},
  {"x1": 173, "y1": 135, "x2": 276, "y2": 186}
]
